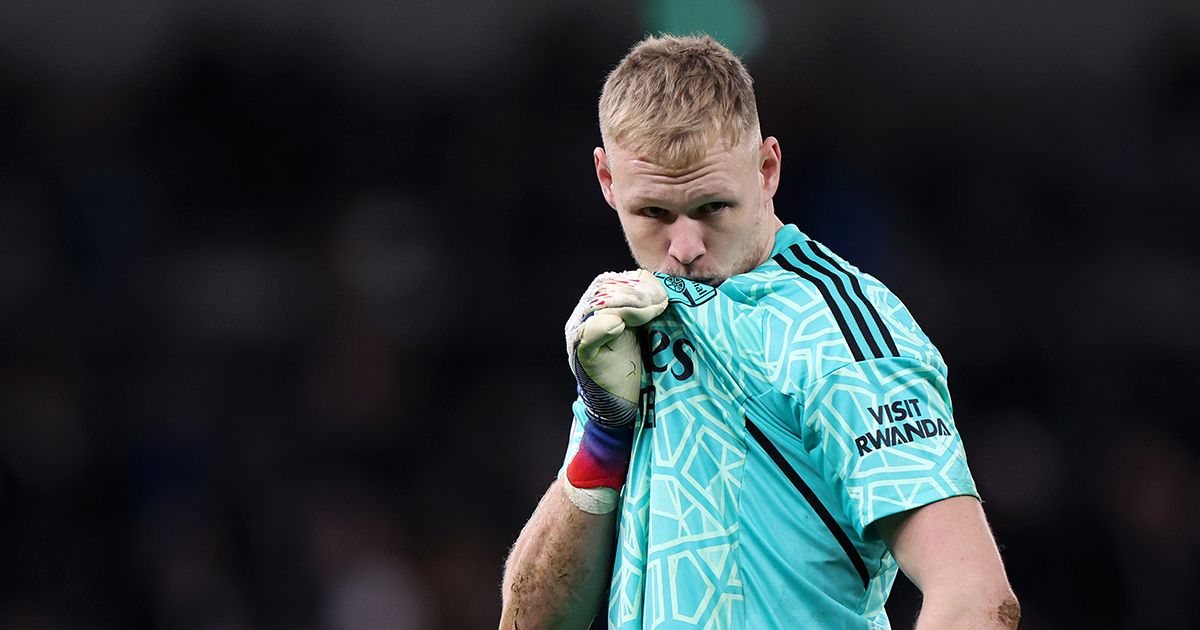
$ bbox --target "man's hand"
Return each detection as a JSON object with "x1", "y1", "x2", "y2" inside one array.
[{"x1": 561, "y1": 270, "x2": 667, "y2": 514}]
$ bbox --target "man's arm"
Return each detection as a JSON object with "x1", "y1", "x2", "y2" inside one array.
[
  {"x1": 876, "y1": 495, "x2": 1020, "y2": 629},
  {"x1": 500, "y1": 478, "x2": 616, "y2": 629},
  {"x1": 500, "y1": 270, "x2": 666, "y2": 628}
]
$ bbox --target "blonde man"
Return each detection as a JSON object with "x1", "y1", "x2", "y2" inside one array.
[{"x1": 501, "y1": 35, "x2": 1019, "y2": 629}]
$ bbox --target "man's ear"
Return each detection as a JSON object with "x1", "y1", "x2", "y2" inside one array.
[
  {"x1": 594, "y1": 147, "x2": 618, "y2": 210},
  {"x1": 758, "y1": 136, "x2": 781, "y2": 201}
]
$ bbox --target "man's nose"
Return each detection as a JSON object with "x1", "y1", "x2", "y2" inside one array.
[{"x1": 667, "y1": 218, "x2": 706, "y2": 266}]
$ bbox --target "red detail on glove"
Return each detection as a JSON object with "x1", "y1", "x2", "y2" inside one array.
[
  {"x1": 566, "y1": 420, "x2": 634, "y2": 490},
  {"x1": 567, "y1": 448, "x2": 628, "y2": 490}
]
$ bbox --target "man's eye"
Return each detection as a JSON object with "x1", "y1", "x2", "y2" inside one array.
[
  {"x1": 700, "y1": 202, "x2": 729, "y2": 215},
  {"x1": 641, "y1": 207, "x2": 668, "y2": 218}
]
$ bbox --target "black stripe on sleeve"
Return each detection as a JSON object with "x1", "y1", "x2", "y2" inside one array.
[
  {"x1": 773, "y1": 251, "x2": 866, "y2": 362},
  {"x1": 744, "y1": 416, "x2": 870, "y2": 590},
  {"x1": 803, "y1": 241, "x2": 901, "y2": 358},
  {"x1": 787, "y1": 244, "x2": 884, "y2": 359}
]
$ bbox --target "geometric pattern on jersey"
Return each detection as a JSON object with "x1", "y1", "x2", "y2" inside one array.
[{"x1": 559, "y1": 224, "x2": 978, "y2": 629}]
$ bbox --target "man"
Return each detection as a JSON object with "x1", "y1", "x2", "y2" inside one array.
[{"x1": 501, "y1": 34, "x2": 1019, "y2": 629}]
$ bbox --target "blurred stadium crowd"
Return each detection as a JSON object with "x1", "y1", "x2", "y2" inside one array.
[{"x1": 1, "y1": 1, "x2": 1198, "y2": 628}]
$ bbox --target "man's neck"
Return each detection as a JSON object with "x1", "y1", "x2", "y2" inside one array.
[{"x1": 757, "y1": 214, "x2": 785, "y2": 268}]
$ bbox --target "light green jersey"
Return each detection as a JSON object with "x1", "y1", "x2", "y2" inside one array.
[{"x1": 562, "y1": 224, "x2": 978, "y2": 628}]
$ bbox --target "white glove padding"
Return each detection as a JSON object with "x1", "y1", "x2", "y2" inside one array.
[{"x1": 565, "y1": 270, "x2": 669, "y2": 419}]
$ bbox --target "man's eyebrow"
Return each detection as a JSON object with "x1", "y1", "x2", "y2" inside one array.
[
  {"x1": 620, "y1": 188, "x2": 671, "y2": 209},
  {"x1": 691, "y1": 190, "x2": 733, "y2": 202},
  {"x1": 624, "y1": 196, "x2": 666, "y2": 209},
  {"x1": 624, "y1": 189, "x2": 732, "y2": 210}
]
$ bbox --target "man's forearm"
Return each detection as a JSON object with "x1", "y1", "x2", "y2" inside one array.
[{"x1": 500, "y1": 478, "x2": 618, "y2": 629}]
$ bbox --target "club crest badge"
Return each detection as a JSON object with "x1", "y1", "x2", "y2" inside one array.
[{"x1": 654, "y1": 272, "x2": 717, "y2": 307}]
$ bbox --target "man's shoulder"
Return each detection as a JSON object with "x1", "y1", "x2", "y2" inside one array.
[{"x1": 733, "y1": 229, "x2": 946, "y2": 387}]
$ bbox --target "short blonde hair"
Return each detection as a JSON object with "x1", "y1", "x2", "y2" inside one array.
[{"x1": 599, "y1": 34, "x2": 760, "y2": 169}]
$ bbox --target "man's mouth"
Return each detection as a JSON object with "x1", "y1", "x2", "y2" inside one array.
[
  {"x1": 656, "y1": 266, "x2": 721, "y2": 286},
  {"x1": 683, "y1": 275, "x2": 720, "y2": 286}
]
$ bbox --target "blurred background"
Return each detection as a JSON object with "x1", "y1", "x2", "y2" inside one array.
[{"x1": 1, "y1": 0, "x2": 1198, "y2": 628}]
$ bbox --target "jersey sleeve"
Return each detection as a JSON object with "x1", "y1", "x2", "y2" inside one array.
[
  {"x1": 800, "y1": 356, "x2": 979, "y2": 535},
  {"x1": 557, "y1": 397, "x2": 589, "y2": 478}
]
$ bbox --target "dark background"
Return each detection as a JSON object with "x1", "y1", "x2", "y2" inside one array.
[{"x1": 1, "y1": 1, "x2": 1198, "y2": 628}]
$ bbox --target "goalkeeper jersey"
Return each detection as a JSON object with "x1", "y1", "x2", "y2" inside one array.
[{"x1": 561, "y1": 224, "x2": 979, "y2": 629}]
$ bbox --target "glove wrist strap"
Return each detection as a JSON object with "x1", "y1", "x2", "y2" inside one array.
[{"x1": 565, "y1": 415, "x2": 634, "y2": 514}]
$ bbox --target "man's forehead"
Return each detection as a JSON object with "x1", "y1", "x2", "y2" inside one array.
[
  {"x1": 613, "y1": 161, "x2": 740, "y2": 210},
  {"x1": 607, "y1": 141, "x2": 750, "y2": 178}
]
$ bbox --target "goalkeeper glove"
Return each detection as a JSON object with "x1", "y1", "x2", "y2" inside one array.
[{"x1": 561, "y1": 270, "x2": 668, "y2": 514}]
